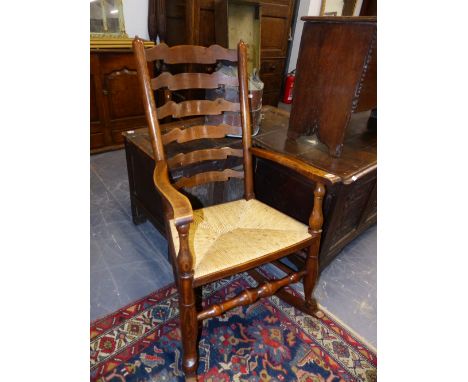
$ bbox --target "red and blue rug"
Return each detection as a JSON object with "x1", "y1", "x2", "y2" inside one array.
[{"x1": 91, "y1": 269, "x2": 376, "y2": 381}]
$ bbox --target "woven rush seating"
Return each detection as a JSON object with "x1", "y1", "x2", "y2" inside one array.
[{"x1": 169, "y1": 199, "x2": 312, "y2": 280}]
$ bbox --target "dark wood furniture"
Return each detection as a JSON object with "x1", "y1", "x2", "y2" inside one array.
[
  {"x1": 124, "y1": 105, "x2": 376, "y2": 273},
  {"x1": 148, "y1": 0, "x2": 296, "y2": 106},
  {"x1": 288, "y1": 16, "x2": 377, "y2": 157},
  {"x1": 253, "y1": 107, "x2": 376, "y2": 269},
  {"x1": 124, "y1": 117, "x2": 245, "y2": 228},
  {"x1": 132, "y1": 37, "x2": 333, "y2": 381},
  {"x1": 90, "y1": 49, "x2": 153, "y2": 153},
  {"x1": 360, "y1": 0, "x2": 377, "y2": 16}
]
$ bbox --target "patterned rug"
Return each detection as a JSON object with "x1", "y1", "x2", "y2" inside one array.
[{"x1": 91, "y1": 269, "x2": 376, "y2": 382}]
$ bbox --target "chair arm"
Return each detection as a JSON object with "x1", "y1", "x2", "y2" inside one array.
[
  {"x1": 250, "y1": 147, "x2": 341, "y2": 186},
  {"x1": 154, "y1": 160, "x2": 193, "y2": 226}
]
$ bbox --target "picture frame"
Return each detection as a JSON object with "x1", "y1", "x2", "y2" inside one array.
[{"x1": 320, "y1": 0, "x2": 358, "y2": 17}]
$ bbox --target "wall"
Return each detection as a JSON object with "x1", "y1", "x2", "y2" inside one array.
[
  {"x1": 122, "y1": 0, "x2": 149, "y2": 40},
  {"x1": 287, "y1": 0, "x2": 322, "y2": 73}
]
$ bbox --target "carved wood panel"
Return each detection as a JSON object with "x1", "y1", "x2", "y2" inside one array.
[
  {"x1": 105, "y1": 68, "x2": 144, "y2": 120},
  {"x1": 328, "y1": 175, "x2": 376, "y2": 250},
  {"x1": 90, "y1": 51, "x2": 153, "y2": 153},
  {"x1": 260, "y1": 15, "x2": 288, "y2": 58}
]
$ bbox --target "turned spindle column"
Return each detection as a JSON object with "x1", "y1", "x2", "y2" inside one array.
[
  {"x1": 176, "y1": 223, "x2": 198, "y2": 379},
  {"x1": 304, "y1": 182, "x2": 325, "y2": 316}
]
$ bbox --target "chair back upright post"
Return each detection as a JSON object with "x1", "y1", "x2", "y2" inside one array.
[
  {"x1": 132, "y1": 37, "x2": 166, "y2": 162},
  {"x1": 237, "y1": 41, "x2": 255, "y2": 200}
]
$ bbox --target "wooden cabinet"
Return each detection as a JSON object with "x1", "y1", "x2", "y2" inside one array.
[
  {"x1": 148, "y1": 0, "x2": 296, "y2": 106},
  {"x1": 90, "y1": 50, "x2": 153, "y2": 153}
]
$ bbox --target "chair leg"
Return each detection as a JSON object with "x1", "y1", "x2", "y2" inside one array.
[
  {"x1": 175, "y1": 223, "x2": 199, "y2": 380},
  {"x1": 178, "y1": 276, "x2": 199, "y2": 380},
  {"x1": 303, "y1": 240, "x2": 324, "y2": 318}
]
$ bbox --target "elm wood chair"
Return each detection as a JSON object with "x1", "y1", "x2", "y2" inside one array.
[{"x1": 132, "y1": 37, "x2": 340, "y2": 381}]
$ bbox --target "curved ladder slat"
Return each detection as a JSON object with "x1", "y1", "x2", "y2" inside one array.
[
  {"x1": 151, "y1": 71, "x2": 239, "y2": 91},
  {"x1": 156, "y1": 99, "x2": 240, "y2": 119},
  {"x1": 162, "y1": 124, "x2": 241, "y2": 144},
  {"x1": 145, "y1": 43, "x2": 237, "y2": 64},
  {"x1": 173, "y1": 169, "x2": 244, "y2": 189},
  {"x1": 167, "y1": 147, "x2": 244, "y2": 168}
]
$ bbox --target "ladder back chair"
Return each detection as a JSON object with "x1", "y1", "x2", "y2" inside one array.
[{"x1": 132, "y1": 37, "x2": 340, "y2": 381}]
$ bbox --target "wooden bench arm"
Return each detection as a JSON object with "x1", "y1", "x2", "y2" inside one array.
[
  {"x1": 154, "y1": 160, "x2": 193, "y2": 226},
  {"x1": 250, "y1": 147, "x2": 341, "y2": 185}
]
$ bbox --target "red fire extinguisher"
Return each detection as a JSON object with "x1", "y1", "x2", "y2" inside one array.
[{"x1": 282, "y1": 70, "x2": 295, "y2": 104}]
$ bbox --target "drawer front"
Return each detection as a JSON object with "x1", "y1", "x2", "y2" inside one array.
[
  {"x1": 261, "y1": 59, "x2": 285, "y2": 77},
  {"x1": 260, "y1": 59, "x2": 285, "y2": 100}
]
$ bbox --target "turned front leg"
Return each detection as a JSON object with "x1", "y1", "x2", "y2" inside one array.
[
  {"x1": 176, "y1": 223, "x2": 198, "y2": 380},
  {"x1": 303, "y1": 182, "x2": 325, "y2": 317}
]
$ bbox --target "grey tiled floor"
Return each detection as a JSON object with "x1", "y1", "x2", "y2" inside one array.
[{"x1": 90, "y1": 149, "x2": 377, "y2": 348}]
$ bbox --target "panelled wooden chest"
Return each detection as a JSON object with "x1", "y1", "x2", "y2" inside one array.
[
  {"x1": 253, "y1": 107, "x2": 376, "y2": 268},
  {"x1": 124, "y1": 117, "x2": 244, "y2": 233}
]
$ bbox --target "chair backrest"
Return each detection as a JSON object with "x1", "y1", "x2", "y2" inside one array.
[{"x1": 132, "y1": 39, "x2": 255, "y2": 200}]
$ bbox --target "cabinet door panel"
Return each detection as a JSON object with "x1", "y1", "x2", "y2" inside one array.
[
  {"x1": 260, "y1": 58, "x2": 285, "y2": 77},
  {"x1": 105, "y1": 68, "x2": 144, "y2": 121},
  {"x1": 261, "y1": 16, "x2": 289, "y2": 57},
  {"x1": 91, "y1": 51, "x2": 154, "y2": 151},
  {"x1": 99, "y1": 53, "x2": 151, "y2": 138}
]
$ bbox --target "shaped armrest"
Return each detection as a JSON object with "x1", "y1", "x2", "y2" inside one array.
[
  {"x1": 154, "y1": 160, "x2": 193, "y2": 226},
  {"x1": 250, "y1": 147, "x2": 341, "y2": 186}
]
